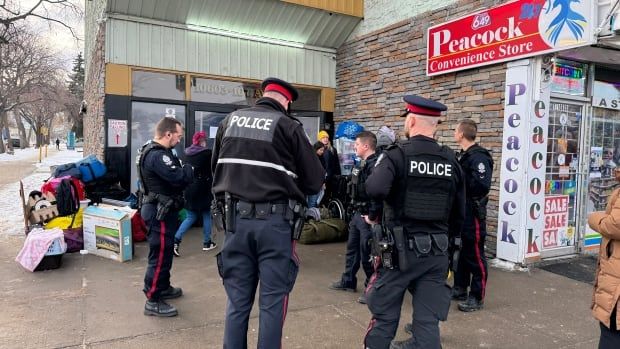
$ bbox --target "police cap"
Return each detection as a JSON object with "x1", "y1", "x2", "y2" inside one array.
[
  {"x1": 262, "y1": 77, "x2": 299, "y2": 102},
  {"x1": 401, "y1": 95, "x2": 447, "y2": 118}
]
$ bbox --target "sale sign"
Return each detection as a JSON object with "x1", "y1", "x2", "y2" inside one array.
[
  {"x1": 426, "y1": 0, "x2": 593, "y2": 76},
  {"x1": 542, "y1": 195, "x2": 569, "y2": 249}
]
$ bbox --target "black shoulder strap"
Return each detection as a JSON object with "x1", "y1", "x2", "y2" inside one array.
[{"x1": 137, "y1": 141, "x2": 162, "y2": 195}]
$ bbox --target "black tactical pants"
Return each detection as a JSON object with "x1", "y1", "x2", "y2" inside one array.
[
  {"x1": 218, "y1": 210, "x2": 299, "y2": 349},
  {"x1": 142, "y1": 203, "x2": 179, "y2": 301},
  {"x1": 365, "y1": 243, "x2": 450, "y2": 349},
  {"x1": 341, "y1": 212, "x2": 374, "y2": 288},
  {"x1": 454, "y1": 218, "x2": 488, "y2": 301}
]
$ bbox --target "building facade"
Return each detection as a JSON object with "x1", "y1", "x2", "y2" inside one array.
[
  {"x1": 83, "y1": 0, "x2": 363, "y2": 191},
  {"x1": 336, "y1": 0, "x2": 620, "y2": 263}
]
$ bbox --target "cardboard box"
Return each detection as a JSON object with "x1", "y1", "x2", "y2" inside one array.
[{"x1": 83, "y1": 206, "x2": 133, "y2": 262}]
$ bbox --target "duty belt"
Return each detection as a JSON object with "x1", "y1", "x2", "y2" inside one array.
[{"x1": 234, "y1": 200, "x2": 292, "y2": 219}]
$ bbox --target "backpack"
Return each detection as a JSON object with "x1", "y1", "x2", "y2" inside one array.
[
  {"x1": 53, "y1": 163, "x2": 82, "y2": 179},
  {"x1": 299, "y1": 218, "x2": 348, "y2": 245},
  {"x1": 56, "y1": 179, "x2": 80, "y2": 216}
]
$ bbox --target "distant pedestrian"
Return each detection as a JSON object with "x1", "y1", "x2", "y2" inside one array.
[
  {"x1": 55, "y1": 138, "x2": 60, "y2": 150},
  {"x1": 588, "y1": 167, "x2": 620, "y2": 348},
  {"x1": 307, "y1": 141, "x2": 327, "y2": 208},
  {"x1": 318, "y1": 130, "x2": 341, "y2": 201}
]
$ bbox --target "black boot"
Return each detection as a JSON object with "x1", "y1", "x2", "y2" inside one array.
[
  {"x1": 458, "y1": 296, "x2": 484, "y2": 312},
  {"x1": 144, "y1": 300, "x2": 178, "y2": 317},
  {"x1": 390, "y1": 337, "x2": 415, "y2": 349},
  {"x1": 328, "y1": 280, "x2": 356, "y2": 292},
  {"x1": 160, "y1": 286, "x2": 183, "y2": 300},
  {"x1": 451, "y1": 287, "x2": 467, "y2": 301},
  {"x1": 357, "y1": 294, "x2": 367, "y2": 304}
]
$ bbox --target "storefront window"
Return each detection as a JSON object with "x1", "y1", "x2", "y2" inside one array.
[
  {"x1": 132, "y1": 71, "x2": 186, "y2": 100},
  {"x1": 550, "y1": 59, "x2": 587, "y2": 96}
]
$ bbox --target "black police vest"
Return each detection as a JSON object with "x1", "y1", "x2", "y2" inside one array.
[
  {"x1": 401, "y1": 144, "x2": 457, "y2": 223},
  {"x1": 138, "y1": 141, "x2": 182, "y2": 197},
  {"x1": 349, "y1": 154, "x2": 377, "y2": 203}
]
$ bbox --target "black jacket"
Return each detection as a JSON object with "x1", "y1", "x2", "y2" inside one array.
[
  {"x1": 212, "y1": 97, "x2": 325, "y2": 203},
  {"x1": 182, "y1": 145, "x2": 213, "y2": 212}
]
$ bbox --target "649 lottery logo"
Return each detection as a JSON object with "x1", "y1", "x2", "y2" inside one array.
[{"x1": 471, "y1": 12, "x2": 491, "y2": 30}]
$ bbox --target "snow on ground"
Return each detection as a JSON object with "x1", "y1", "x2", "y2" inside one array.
[
  {"x1": 0, "y1": 147, "x2": 40, "y2": 162},
  {"x1": 489, "y1": 258, "x2": 529, "y2": 272},
  {"x1": 0, "y1": 149, "x2": 83, "y2": 236}
]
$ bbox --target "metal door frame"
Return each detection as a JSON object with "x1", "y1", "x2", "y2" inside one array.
[{"x1": 540, "y1": 97, "x2": 590, "y2": 258}]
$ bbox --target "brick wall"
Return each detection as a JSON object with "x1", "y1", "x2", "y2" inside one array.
[
  {"x1": 336, "y1": 0, "x2": 507, "y2": 255},
  {"x1": 83, "y1": 22, "x2": 106, "y2": 161}
]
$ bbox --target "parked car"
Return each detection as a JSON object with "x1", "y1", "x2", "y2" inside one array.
[{"x1": 10, "y1": 138, "x2": 20, "y2": 148}]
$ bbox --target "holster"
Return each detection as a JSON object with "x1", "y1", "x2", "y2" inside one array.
[
  {"x1": 155, "y1": 195, "x2": 175, "y2": 221},
  {"x1": 393, "y1": 226, "x2": 409, "y2": 272},
  {"x1": 211, "y1": 199, "x2": 225, "y2": 232},
  {"x1": 289, "y1": 199, "x2": 305, "y2": 240},
  {"x1": 224, "y1": 193, "x2": 236, "y2": 233}
]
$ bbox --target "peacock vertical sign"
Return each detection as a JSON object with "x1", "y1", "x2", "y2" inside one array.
[{"x1": 427, "y1": 0, "x2": 594, "y2": 76}]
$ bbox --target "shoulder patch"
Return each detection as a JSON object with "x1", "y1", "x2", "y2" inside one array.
[
  {"x1": 477, "y1": 162, "x2": 486, "y2": 174},
  {"x1": 162, "y1": 154, "x2": 173, "y2": 166}
]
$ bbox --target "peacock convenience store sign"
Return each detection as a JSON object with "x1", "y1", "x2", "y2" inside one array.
[{"x1": 426, "y1": 0, "x2": 594, "y2": 76}]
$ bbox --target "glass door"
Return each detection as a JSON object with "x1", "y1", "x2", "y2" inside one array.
[
  {"x1": 130, "y1": 102, "x2": 186, "y2": 193},
  {"x1": 542, "y1": 101, "x2": 586, "y2": 256},
  {"x1": 194, "y1": 111, "x2": 228, "y2": 150}
]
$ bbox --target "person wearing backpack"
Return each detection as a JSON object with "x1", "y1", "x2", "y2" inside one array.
[
  {"x1": 138, "y1": 117, "x2": 193, "y2": 317},
  {"x1": 173, "y1": 131, "x2": 216, "y2": 256}
]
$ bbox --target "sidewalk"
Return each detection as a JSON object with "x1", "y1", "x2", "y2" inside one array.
[{"x1": 0, "y1": 227, "x2": 599, "y2": 349}]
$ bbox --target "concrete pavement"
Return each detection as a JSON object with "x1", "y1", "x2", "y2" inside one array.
[{"x1": 0, "y1": 228, "x2": 599, "y2": 349}]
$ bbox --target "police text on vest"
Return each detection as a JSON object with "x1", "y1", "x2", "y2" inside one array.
[
  {"x1": 410, "y1": 161, "x2": 452, "y2": 176},
  {"x1": 230, "y1": 115, "x2": 273, "y2": 131}
]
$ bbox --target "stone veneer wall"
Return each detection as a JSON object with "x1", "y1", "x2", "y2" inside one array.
[
  {"x1": 336, "y1": 0, "x2": 508, "y2": 255},
  {"x1": 83, "y1": 21, "x2": 106, "y2": 161}
]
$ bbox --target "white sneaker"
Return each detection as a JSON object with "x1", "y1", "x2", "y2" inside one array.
[{"x1": 203, "y1": 241, "x2": 217, "y2": 251}]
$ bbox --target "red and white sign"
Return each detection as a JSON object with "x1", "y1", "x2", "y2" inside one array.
[
  {"x1": 426, "y1": 0, "x2": 593, "y2": 76},
  {"x1": 542, "y1": 195, "x2": 569, "y2": 249}
]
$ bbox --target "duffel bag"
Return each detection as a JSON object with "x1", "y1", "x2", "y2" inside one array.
[
  {"x1": 77, "y1": 155, "x2": 107, "y2": 182},
  {"x1": 42, "y1": 176, "x2": 86, "y2": 200},
  {"x1": 298, "y1": 218, "x2": 348, "y2": 245},
  {"x1": 53, "y1": 163, "x2": 82, "y2": 179}
]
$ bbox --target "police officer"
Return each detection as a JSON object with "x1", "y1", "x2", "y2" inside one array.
[
  {"x1": 363, "y1": 95, "x2": 465, "y2": 349},
  {"x1": 453, "y1": 119, "x2": 493, "y2": 312},
  {"x1": 329, "y1": 131, "x2": 380, "y2": 304},
  {"x1": 139, "y1": 117, "x2": 194, "y2": 317},
  {"x1": 212, "y1": 77, "x2": 325, "y2": 348}
]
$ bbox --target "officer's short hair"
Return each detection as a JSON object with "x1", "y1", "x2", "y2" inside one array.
[
  {"x1": 356, "y1": 131, "x2": 377, "y2": 150},
  {"x1": 155, "y1": 117, "x2": 183, "y2": 137},
  {"x1": 457, "y1": 119, "x2": 477, "y2": 141}
]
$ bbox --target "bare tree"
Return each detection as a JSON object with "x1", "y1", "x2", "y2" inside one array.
[
  {"x1": 0, "y1": 0, "x2": 82, "y2": 44},
  {"x1": 0, "y1": 26, "x2": 63, "y2": 153},
  {"x1": 18, "y1": 76, "x2": 69, "y2": 148}
]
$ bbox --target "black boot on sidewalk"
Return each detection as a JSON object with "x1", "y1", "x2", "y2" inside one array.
[
  {"x1": 328, "y1": 280, "x2": 356, "y2": 292},
  {"x1": 458, "y1": 296, "x2": 484, "y2": 312},
  {"x1": 451, "y1": 287, "x2": 467, "y2": 301},
  {"x1": 390, "y1": 337, "x2": 415, "y2": 349},
  {"x1": 160, "y1": 286, "x2": 183, "y2": 300},
  {"x1": 144, "y1": 300, "x2": 178, "y2": 317}
]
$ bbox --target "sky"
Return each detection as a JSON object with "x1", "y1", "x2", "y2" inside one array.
[{"x1": 18, "y1": 0, "x2": 85, "y2": 70}]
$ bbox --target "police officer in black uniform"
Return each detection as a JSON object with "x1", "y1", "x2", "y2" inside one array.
[
  {"x1": 452, "y1": 119, "x2": 493, "y2": 312},
  {"x1": 211, "y1": 77, "x2": 325, "y2": 349},
  {"x1": 139, "y1": 117, "x2": 194, "y2": 317},
  {"x1": 363, "y1": 95, "x2": 465, "y2": 349},
  {"x1": 329, "y1": 131, "x2": 381, "y2": 304}
]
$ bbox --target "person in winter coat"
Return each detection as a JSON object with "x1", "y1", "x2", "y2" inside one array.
[
  {"x1": 319, "y1": 130, "x2": 341, "y2": 201},
  {"x1": 173, "y1": 131, "x2": 216, "y2": 256},
  {"x1": 588, "y1": 167, "x2": 620, "y2": 349},
  {"x1": 307, "y1": 141, "x2": 327, "y2": 208}
]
